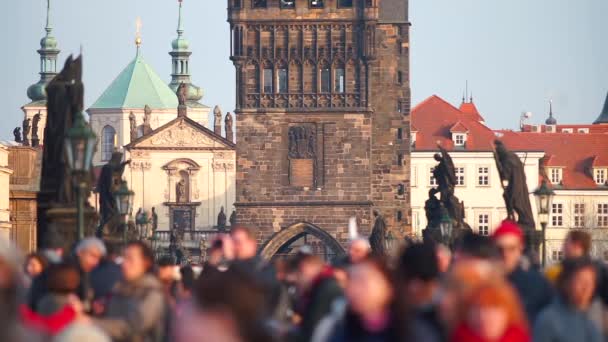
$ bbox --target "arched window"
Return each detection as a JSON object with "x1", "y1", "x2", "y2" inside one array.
[{"x1": 101, "y1": 125, "x2": 116, "y2": 162}]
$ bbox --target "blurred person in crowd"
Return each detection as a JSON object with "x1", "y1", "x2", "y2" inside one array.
[
  {"x1": 90, "y1": 244, "x2": 122, "y2": 316},
  {"x1": 439, "y1": 259, "x2": 504, "y2": 334},
  {"x1": 331, "y1": 257, "x2": 351, "y2": 290},
  {"x1": 24, "y1": 253, "x2": 49, "y2": 287},
  {"x1": 454, "y1": 232, "x2": 500, "y2": 262},
  {"x1": 157, "y1": 256, "x2": 178, "y2": 306},
  {"x1": 348, "y1": 237, "x2": 371, "y2": 264},
  {"x1": 451, "y1": 282, "x2": 530, "y2": 342},
  {"x1": 398, "y1": 242, "x2": 444, "y2": 339},
  {"x1": 90, "y1": 241, "x2": 169, "y2": 342},
  {"x1": 314, "y1": 257, "x2": 433, "y2": 342},
  {"x1": 52, "y1": 323, "x2": 110, "y2": 342},
  {"x1": 29, "y1": 237, "x2": 106, "y2": 312},
  {"x1": 492, "y1": 220, "x2": 553, "y2": 323},
  {"x1": 534, "y1": 258, "x2": 603, "y2": 342},
  {"x1": 229, "y1": 226, "x2": 281, "y2": 318},
  {"x1": 206, "y1": 238, "x2": 225, "y2": 268},
  {"x1": 545, "y1": 230, "x2": 608, "y2": 305},
  {"x1": 175, "y1": 266, "x2": 195, "y2": 317},
  {"x1": 174, "y1": 266, "x2": 276, "y2": 342},
  {"x1": 435, "y1": 243, "x2": 452, "y2": 274},
  {"x1": 37, "y1": 263, "x2": 81, "y2": 317},
  {"x1": 290, "y1": 253, "x2": 343, "y2": 342},
  {"x1": 0, "y1": 238, "x2": 40, "y2": 342}
]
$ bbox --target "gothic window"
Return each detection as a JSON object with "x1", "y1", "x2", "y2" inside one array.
[
  {"x1": 397, "y1": 71, "x2": 403, "y2": 85},
  {"x1": 320, "y1": 67, "x2": 331, "y2": 93},
  {"x1": 252, "y1": 0, "x2": 266, "y2": 8},
  {"x1": 304, "y1": 61, "x2": 316, "y2": 93},
  {"x1": 101, "y1": 125, "x2": 116, "y2": 162},
  {"x1": 334, "y1": 68, "x2": 345, "y2": 93},
  {"x1": 338, "y1": 0, "x2": 353, "y2": 7},
  {"x1": 397, "y1": 153, "x2": 404, "y2": 166},
  {"x1": 397, "y1": 184, "x2": 405, "y2": 196},
  {"x1": 280, "y1": 0, "x2": 295, "y2": 8},
  {"x1": 310, "y1": 0, "x2": 324, "y2": 8},
  {"x1": 396, "y1": 128, "x2": 403, "y2": 140},
  {"x1": 263, "y1": 67, "x2": 273, "y2": 93},
  {"x1": 277, "y1": 68, "x2": 288, "y2": 93},
  {"x1": 396, "y1": 210, "x2": 403, "y2": 222}
]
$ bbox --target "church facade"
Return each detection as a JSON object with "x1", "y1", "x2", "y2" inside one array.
[
  {"x1": 86, "y1": 0, "x2": 236, "y2": 234},
  {"x1": 228, "y1": 0, "x2": 411, "y2": 258}
]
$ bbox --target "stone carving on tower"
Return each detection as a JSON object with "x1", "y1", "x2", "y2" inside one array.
[
  {"x1": 31, "y1": 113, "x2": 42, "y2": 147},
  {"x1": 22, "y1": 118, "x2": 31, "y2": 147},
  {"x1": 142, "y1": 105, "x2": 153, "y2": 135},
  {"x1": 129, "y1": 111, "x2": 137, "y2": 142},
  {"x1": 177, "y1": 83, "x2": 188, "y2": 117}
]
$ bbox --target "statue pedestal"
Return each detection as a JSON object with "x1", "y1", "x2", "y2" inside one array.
[{"x1": 45, "y1": 206, "x2": 98, "y2": 249}]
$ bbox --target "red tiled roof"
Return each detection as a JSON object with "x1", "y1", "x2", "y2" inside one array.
[
  {"x1": 450, "y1": 121, "x2": 469, "y2": 133},
  {"x1": 499, "y1": 131, "x2": 608, "y2": 190},
  {"x1": 459, "y1": 102, "x2": 485, "y2": 122},
  {"x1": 522, "y1": 124, "x2": 608, "y2": 134},
  {"x1": 412, "y1": 95, "x2": 497, "y2": 151}
]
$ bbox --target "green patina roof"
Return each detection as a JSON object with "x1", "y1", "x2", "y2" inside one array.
[{"x1": 90, "y1": 52, "x2": 178, "y2": 110}]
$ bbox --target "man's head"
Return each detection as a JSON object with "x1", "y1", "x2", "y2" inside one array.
[
  {"x1": 75, "y1": 238, "x2": 106, "y2": 273},
  {"x1": 348, "y1": 238, "x2": 371, "y2": 264},
  {"x1": 398, "y1": 243, "x2": 440, "y2": 307},
  {"x1": 564, "y1": 230, "x2": 591, "y2": 259},
  {"x1": 122, "y1": 241, "x2": 155, "y2": 282},
  {"x1": 558, "y1": 257, "x2": 597, "y2": 310},
  {"x1": 290, "y1": 254, "x2": 325, "y2": 293},
  {"x1": 230, "y1": 226, "x2": 257, "y2": 260},
  {"x1": 454, "y1": 232, "x2": 500, "y2": 262},
  {"x1": 492, "y1": 221, "x2": 524, "y2": 273},
  {"x1": 157, "y1": 256, "x2": 176, "y2": 284}
]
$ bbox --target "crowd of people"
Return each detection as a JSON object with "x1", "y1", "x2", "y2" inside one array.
[{"x1": 1, "y1": 220, "x2": 608, "y2": 341}]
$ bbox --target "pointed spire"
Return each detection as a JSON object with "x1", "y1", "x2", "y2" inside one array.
[
  {"x1": 593, "y1": 91, "x2": 608, "y2": 125},
  {"x1": 177, "y1": 0, "x2": 184, "y2": 37},
  {"x1": 27, "y1": 0, "x2": 60, "y2": 102},
  {"x1": 545, "y1": 99, "x2": 557, "y2": 125},
  {"x1": 135, "y1": 17, "x2": 142, "y2": 56},
  {"x1": 169, "y1": 0, "x2": 203, "y2": 103}
]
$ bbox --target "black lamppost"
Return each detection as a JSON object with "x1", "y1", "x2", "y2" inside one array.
[
  {"x1": 114, "y1": 180, "x2": 134, "y2": 245},
  {"x1": 534, "y1": 180, "x2": 555, "y2": 267},
  {"x1": 65, "y1": 111, "x2": 97, "y2": 241}
]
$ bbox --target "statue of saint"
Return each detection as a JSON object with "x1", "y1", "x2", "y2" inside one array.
[
  {"x1": 31, "y1": 113, "x2": 41, "y2": 147},
  {"x1": 225, "y1": 112, "x2": 234, "y2": 142},
  {"x1": 369, "y1": 210, "x2": 387, "y2": 256},
  {"x1": 143, "y1": 105, "x2": 152, "y2": 135},
  {"x1": 22, "y1": 118, "x2": 31, "y2": 146},
  {"x1": 433, "y1": 144, "x2": 457, "y2": 202},
  {"x1": 97, "y1": 152, "x2": 131, "y2": 228},
  {"x1": 176, "y1": 179, "x2": 187, "y2": 203},
  {"x1": 129, "y1": 111, "x2": 137, "y2": 142},
  {"x1": 13, "y1": 127, "x2": 21, "y2": 143},
  {"x1": 217, "y1": 207, "x2": 227, "y2": 232},
  {"x1": 229, "y1": 210, "x2": 237, "y2": 228},
  {"x1": 494, "y1": 140, "x2": 535, "y2": 228},
  {"x1": 151, "y1": 207, "x2": 158, "y2": 232},
  {"x1": 177, "y1": 83, "x2": 188, "y2": 106}
]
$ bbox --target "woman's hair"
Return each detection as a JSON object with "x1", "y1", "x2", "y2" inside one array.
[
  {"x1": 465, "y1": 281, "x2": 528, "y2": 329},
  {"x1": 24, "y1": 253, "x2": 48, "y2": 273},
  {"x1": 45, "y1": 263, "x2": 81, "y2": 294}
]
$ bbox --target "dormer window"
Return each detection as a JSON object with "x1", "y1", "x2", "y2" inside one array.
[
  {"x1": 453, "y1": 134, "x2": 466, "y2": 147},
  {"x1": 549, "y1": 168, "x2": 563, "y2": 185},
  {"x1": 595, "y1": 168, "x2": 607, "y2": 185}
]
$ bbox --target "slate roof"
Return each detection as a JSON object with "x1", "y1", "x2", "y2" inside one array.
[{"x1": 90, "y1": 52, "x2": 178, "y2": 110}]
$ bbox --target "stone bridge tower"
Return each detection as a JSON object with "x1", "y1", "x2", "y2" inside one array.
[{"x1": 228, "y1": 0, "x2": 411, "y2": 258}]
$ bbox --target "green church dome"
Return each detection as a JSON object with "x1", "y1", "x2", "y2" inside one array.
[{"x1": 90, "y1": 52, "x2": 178, "y2": 110}]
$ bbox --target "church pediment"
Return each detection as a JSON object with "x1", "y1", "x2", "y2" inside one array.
[{"x1": 127, "y1": 117, "x2": 234, "y2": 150}]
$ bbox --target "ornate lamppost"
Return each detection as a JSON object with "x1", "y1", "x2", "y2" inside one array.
[
  {"x1": 439, "y1": 207, "x2": 453, "y2": 246},
  {"x1": 65, "y1": 111, "x2": 97, "y2": 240},
  {"x1": 114, "y1": 180, "x2": 134, "y2": 245},
  {"x1": 534, "y1": 180, "x2": 555, "y2": 267}
]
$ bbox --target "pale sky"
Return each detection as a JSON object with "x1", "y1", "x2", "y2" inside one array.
[{"x1": 1, "y1": 0, "x2": 607, "y2": 139}]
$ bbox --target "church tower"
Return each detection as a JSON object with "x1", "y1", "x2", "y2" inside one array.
[
  {"x1": 228, "y1": 0, "x2": 411, "y2": 258},
  {"x1": 168, "y1": 0, "x2": 204, "y2": 105},
  {"x1": 22, "y1": 0, "x2": 60, "y2": 146}
]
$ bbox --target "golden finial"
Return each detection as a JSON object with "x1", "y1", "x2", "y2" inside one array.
[{"x1": 135, "y1": 17, "x2": 142, "y2": 51}]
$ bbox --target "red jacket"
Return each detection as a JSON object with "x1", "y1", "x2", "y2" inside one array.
[
  {"x1": 451, "y1": 323, "x2": 530, "y2": 342},
  {"x1": 20, "y1": 304, "x2": 76, "y2": 335}
]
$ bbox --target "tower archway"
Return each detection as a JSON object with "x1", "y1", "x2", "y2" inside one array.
[{"x1": 259, "y1": 222, "x2": 345, "y2": 261}]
